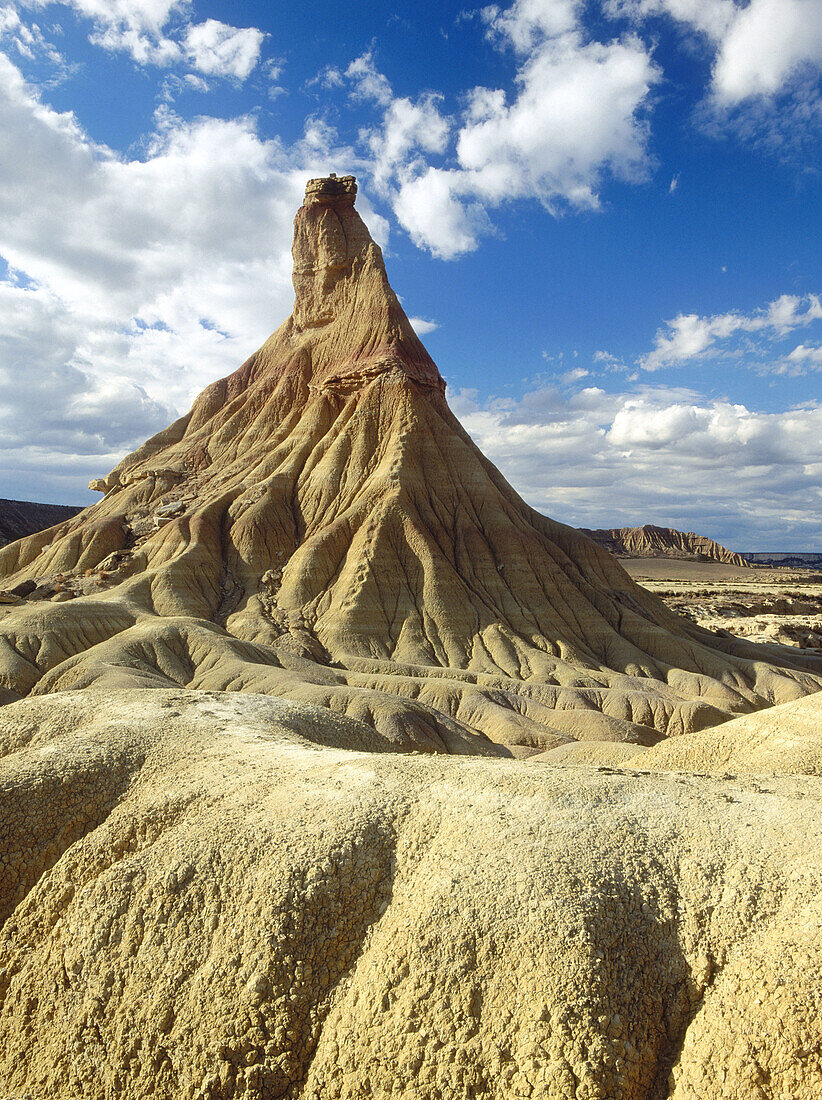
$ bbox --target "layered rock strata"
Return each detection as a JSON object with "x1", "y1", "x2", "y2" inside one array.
[
  {"x1": 579, "y1": 524, "x2": 749, "y2": 566},
  {"x1": 0, "y1": 176, "x2": 819, "y2": 756}
]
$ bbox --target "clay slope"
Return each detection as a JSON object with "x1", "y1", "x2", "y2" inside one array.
[
  {"x1": 579, "y1": 524, "x2": 750, "y2": 566},
  {"x1": 638, "y1": 690, "x2": 822, "y2": 776},
  {"x1": 0, "y1": 175, "x2": 819, "y2": 752},
  {"x1": 1, "y1": 688, "x2": 822, "y2": 1100},
  {"x1": 0, "y1": 497, "x2": 81, "y2": 549}
]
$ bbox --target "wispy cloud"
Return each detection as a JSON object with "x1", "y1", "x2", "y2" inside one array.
[
  {"x1": 640, "y1": 293, "x2": 822, "y2": 370},
  {"x1": 408, "y1": 316, "x2": 439, "y2": 335},
  {"x1": 21, "y1": 0, "x2": 266, "y2": 79}
]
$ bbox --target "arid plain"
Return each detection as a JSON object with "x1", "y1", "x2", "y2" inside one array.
[{"x1": 624, "y1": 558, "x2": 822, "y2": 654}]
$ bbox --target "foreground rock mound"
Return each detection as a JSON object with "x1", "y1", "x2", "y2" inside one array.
[
  {"x1": 0, "y1": 176, "x2": 819, "y2": 752},
  {"x1": 2, "y1": 688, "x2": 822, "y2": 1099},
  {"x1": 638, "y1": 690, "x2": 822, "y2": 776}
]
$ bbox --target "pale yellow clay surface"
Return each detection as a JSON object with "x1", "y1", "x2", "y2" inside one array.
[
  {"x1": 530, "y1": 739, "x2": 649, "y2": 766},
  {"x1": 0, "y1": 687, "x2": 821, "y2": 1100},
  {"x1": 637, "y1": 690, "x2": 822, "y2": 776},
  {"x1": 0, "y1": 176, "x2": 819, "y2": 756}
]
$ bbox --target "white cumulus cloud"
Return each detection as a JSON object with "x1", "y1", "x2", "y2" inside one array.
[
  {"x1": 640, "y1": 293, "x2": 822, "y2": 370},
  {"x1": 712, "y1": 0, "x2": 822, "y2": 105},
  {"x1": 606, "y1": 0, "x2": 822, "y2": 110},
  {"x1": 453, "y1": 381, "x2": 822, "y2": 548},
  {"x1": 0, "y1": 49, "x2": 366, "y2": 500},
  {"x1": 339, "y1": 51, "x2": 393, "y2": 106},
  {"x1": 785, "y1": 344, "x2": 822, "y2": 368},
  {"x1": 337, "y1": 3, "x2": 659, "y2": 259},
  {"x1": 20, "y1": 0, "x2": 266, "y2": 78},
  {"x1": 395, "y1": 169, "x2": 490, "y2": 260},
  {"x1": 184, "y1": 19, "x2": 265, "y2": 80}
]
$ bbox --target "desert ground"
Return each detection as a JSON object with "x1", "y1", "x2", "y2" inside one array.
[{"x1": 622, "y1": 558, "x2": 822, "y2": 652}]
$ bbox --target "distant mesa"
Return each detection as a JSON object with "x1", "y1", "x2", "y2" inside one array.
[
  {"x1": 746, "y1": 551, "x2": 822, "y2": 569},
  {"x1": 579, "y1": 523, "x2": 749, "y2": 566},
  {"x1": 0, "y1": 175, "x2": 819, "y2": 750},
  {"x1": 0, "y1": 498, "x2": 82, "y2": 550}
]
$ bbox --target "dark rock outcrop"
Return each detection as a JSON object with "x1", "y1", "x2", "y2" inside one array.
[{"x1": 0, "y1": 498, "x2": 82, "y2": 549}]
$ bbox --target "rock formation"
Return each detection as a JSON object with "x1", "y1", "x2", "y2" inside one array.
[
  {"x1": 0, "y1": 497, "x2": 81, "y2": 549},
  {"x1": 2, "y1": 177, "x2": 822, "y2": 1099},
  {"x1": 579, "y1": 524, "x2": 749, "y2": 566},
  {"x1": 2, "y1": 687, "x2": 822, "y2": 1100},
  {"x1": 0, "y1": 176, "x2": 819, "y2": 754}
]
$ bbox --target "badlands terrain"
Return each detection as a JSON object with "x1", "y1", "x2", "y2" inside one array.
[
  {"x1": 625, "y1": 558, "x2": 822, "y2": 654},
  {"x1": 1, "y1": 176, "x2": 822, "y2": 1099},
  {"x1": 578, "y1": 524, "x2": 748, "y2": 566}
]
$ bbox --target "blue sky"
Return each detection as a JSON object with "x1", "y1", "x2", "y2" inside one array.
[{"x1": 0, "y1": 0, "x2": 821, "y2": 548}]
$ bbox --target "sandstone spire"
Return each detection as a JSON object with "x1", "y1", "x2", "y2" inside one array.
[{"x1": 0, "y1": 177, "x2": 819, "y2": 752}]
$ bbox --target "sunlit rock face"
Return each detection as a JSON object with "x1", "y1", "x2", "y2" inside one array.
[
  {"x1": 0, "y1": 176, "x2": 820, "y2": 755},
  {"x1": 2, "y1": 688, "x2": 822, "y2": 1100},
  {"x1": 1, "y1": 179, "x2": 822, "y2": 1100}
]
